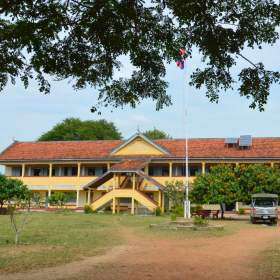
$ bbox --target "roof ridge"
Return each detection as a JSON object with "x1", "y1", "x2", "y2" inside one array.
[{"x1": 13, "y1": 139, "x2": 123, "y2": 144}]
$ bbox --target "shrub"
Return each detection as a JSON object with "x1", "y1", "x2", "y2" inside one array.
[
  {"x1": 48, "y1": 192, "x2": 68, "y2": 208},
  {"x1": 172, "y1": 205, "x2": 184, "y2": 217},
  {"x1": 193, "y1": 216, "x2": 209, "y2": 226},
  {"x1": 155, "y1": 207, "x2": 161, "y2": 216},
  {"x1": 191, "y1": 204, "x2": 203, "y2": 215},
  {"x1": 238, "y1": 208, "x2": 245, "y2": 215},
  {"x1": 170, "y1": 213, "x2": 177, "y2": 221},
  {"x1": 84, "y1": 205, "x2": 94, "y2": 214}
]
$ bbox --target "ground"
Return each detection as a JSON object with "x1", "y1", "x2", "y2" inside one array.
[{"x1": 0, "y1": 212, "x2": 279, "y2": 280}]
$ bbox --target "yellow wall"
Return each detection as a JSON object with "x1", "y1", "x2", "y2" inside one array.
[{"x1": 113, "y1": 137, "x2": 165, "y2": 156}]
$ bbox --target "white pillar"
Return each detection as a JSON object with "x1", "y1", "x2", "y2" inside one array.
[
  {"x1": 132, "y1": 173, "x2": 135, "y2": 191},
  {"x1": 49, "y1": 163, "x2": 52, "y2": 177},
  {"x1": 202, "y1": 162, "x2": 206, "y2": 175},
  {"x1": 87, "y1": 190, "x2": 91, "y2": 204},
  {"x1": 22, "y1": 164, "x2": 25, "y2": 178},
  {"x1": 76, "y1": 190, "x2": 80, "y2": 208},
  {"x1": 131, "y1": 198, "x2": 135, "y2": 215},
  {"x1": 169, "y1": 162, "x2": 172, "y2": 177},
  {"x1": 77, "y1": 163, "x2": 81, "y2": 177},
  {"x1": 112, "y1": 197, "x2": 116, "y2": 214},
  {"x1": 48, "y1": 188, "x2": 51, "y2": 208}
]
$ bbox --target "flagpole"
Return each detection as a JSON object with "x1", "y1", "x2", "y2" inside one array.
[
  {"x1": 183, "y1": 64, "x2": 190, "y2": 219},
  {"x1": 176, "y1": 48, "x2": 191, "y2": 219}
]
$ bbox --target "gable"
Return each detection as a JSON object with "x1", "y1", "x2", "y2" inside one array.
[{"x1": 112, "y1": 136, "x2": 167, "y2": 156}]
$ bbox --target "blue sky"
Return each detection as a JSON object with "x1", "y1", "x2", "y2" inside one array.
[{"x1": 0, "y1": 42, "x2": 279, "y2": 157}]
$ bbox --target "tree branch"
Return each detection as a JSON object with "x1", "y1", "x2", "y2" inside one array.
[{"x1": 238, "y1": 53, "x2": 258, "y2": 68}]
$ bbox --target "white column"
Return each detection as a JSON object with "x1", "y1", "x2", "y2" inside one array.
[
  {"x1": 113, "y1": 173, "x2": 116, "y2": 190},
  {"x1": 131, "y1": 198, "x2": 135, "y2": 215},
  {"x1": 169, "y1": 162, "x2": 172, "y2": 177},
  {"x1": 48, "y1": 188, "x2": 51, "y2": 208},
  {"x1": 112, "y1": 197, "x2": 116, "y2": 214},
  {"x1": 132, "y1": 173, "x2": 135, "y2": 191},
  {"x1": 202, "y1": 162, "x2": 206, "y2": 175},
  {"x1": 77, "y1": 163, "x2": 81, "y2": 177},
  {"x1": 87, "y1": 190, "x2": 91, "y2": 204},
  {"x1": 49, "y1": 163, "x2": 52, "y2": 177},
  {"x1": 76, "y1": 190, "x2": 80, "y2": 208},
  {"x1": 22, "y1": 164, "x2": 25, "y2": 178}
]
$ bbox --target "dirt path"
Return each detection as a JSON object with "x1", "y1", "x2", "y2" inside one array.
[{"x1": 3, "y1": 225, "x2": 280, "y2": 280}]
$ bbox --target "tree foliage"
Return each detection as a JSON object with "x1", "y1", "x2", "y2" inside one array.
[
  {"x1": 164, "y1": 180, "x2": 185, "y2": 208},
  {"x1": 48, "y1": 192, "x2": 69, "y2": 208},
  {"x1": 143, "y1": 128, "x2": 171, "y2": 140},
  {"x1": 0, "y1": 175, "x2": 30, "y2": 208},
  {"x1": 191, "y1": 164, "x2": 280, "y2": 206},
  {"x1": 0, "y1": 1, "x2": 279, "y2": 111},
  {"x1": 0, "y1": 175, "x2": 31, "y2": 244},
  {"x1": 38, "y1": 118, "x2": 122, "y2": 141}
]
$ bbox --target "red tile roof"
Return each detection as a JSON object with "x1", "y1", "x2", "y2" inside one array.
[
  {"x1": 0, "y1": 137, "x2": 280, "y2": 162},
  {"x1": 110, "y1": 159, "x2": 149, "y2": 171}
]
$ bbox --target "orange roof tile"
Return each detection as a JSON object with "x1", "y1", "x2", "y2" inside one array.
[
  {"x1": 110, "y1": 159, "x2": 149, "y2": 171},
  {"x1": 0, "y1": 137, "x2": 280, "y2": 162}
]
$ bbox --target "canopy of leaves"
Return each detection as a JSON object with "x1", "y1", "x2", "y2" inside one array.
[
  {"x1": 143, "y1": 128, "x2": 171, "y2": 140},
  {"x1": 48, "y1": 192, "x2": 70, "y2": 207},
  {"x1": 38, "y1": 118, "x2": 122, "y2": 141},
  {"x1": 191, "y1": 164, "x2": 280, "y2": 205},
  {"x1": 0, "y1": 175, "x2": 30, "y2": 208},
  {"x1": 164, "y1": 180, "x2": 185, "y2": 208},
  {"x1": 0, "y1": 1, "x2": 279, "y2": 112}
]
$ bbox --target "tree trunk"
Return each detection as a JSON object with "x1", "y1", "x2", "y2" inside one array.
[{"x1": 15, "y1": 232, "x2": 19, "y2": 245}]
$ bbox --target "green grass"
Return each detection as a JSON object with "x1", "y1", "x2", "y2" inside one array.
[
  {"x1": 0, "y1": 212, "x2": 257, "y2": 273},
  {"x1": 257, "y1": 242, "x2": 280, "y2": 280},
  {"x1": 0, "y1": 212, "x2": 124, "y2": 272}
]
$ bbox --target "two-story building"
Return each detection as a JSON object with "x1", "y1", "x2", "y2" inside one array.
[{"x1": 0, "y1": 133, "x2": 279, "y2": 214}]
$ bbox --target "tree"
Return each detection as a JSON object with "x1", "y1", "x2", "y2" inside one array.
[
  {"x1": 0, "y1": 176, "x2": 32, "y2": 244},
  {"x1": 48, "y1": 192, "x2": 69, "y2": 208},
  {"x1": 235, "y1": 164, "x2": 280, "y2": 204},
  {"x1": 0, "y1": 1, "x2": 279, "y2": 112},
  {"x1": 190, "y1": 164, "x2": 280, "y2": 217},
  {"x1": 38, "y1": 118, "x2": 122, "y2": 141},
  {"x1": 190, "y1": 165, "x2": 240, "y2": 218},
  {"x1": 164, "y1": 180, "x2": 185, "y2": 209},
  {"x1": 0, "y1": 175, "x2": 9, "y2": 209},
  {"x1": 143, "y1": 128, "x2": 171, "y2": 140}
]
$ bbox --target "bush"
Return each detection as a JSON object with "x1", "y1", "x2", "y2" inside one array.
[
  {"x1": 170, "y1": 213, "x2": 177, "y2": 221},
  {"x1": 155, "y1": 207, "x2": 161, "y2": 216},
  {"x1": 84, "y1": 205, "x2": 94, "y2": 214},
  {"x1": 172, "y1": 205, "x2": 184, "y2": 217},
  {"x1": 191, "y1": 204, "x2": 203, "y2": 215},
  {"x1": 48, "y1": 192, "x2": 68, "y2": 208},
  {"x1": 238, "y1": 208, "x2": 245, "y2": 215},
  {"x1": 193, "y1": 216, "x2": 209, "y2": 226}
]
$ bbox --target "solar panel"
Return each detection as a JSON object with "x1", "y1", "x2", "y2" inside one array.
[
  {"x1": 225, "y1": 138, "x2": 238, "y2": 144},
  {"x1": 239, "y1": 135, "x2": 252, "y2": 147}
]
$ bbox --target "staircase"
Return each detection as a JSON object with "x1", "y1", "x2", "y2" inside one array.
[{"x1": 90, "y1": 189, "x2": 158, "y2": 212}]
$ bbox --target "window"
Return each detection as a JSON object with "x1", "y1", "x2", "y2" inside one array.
[
  {"x1": 11, "y1": 166, "x2": 22, "y2": 177},
  {"x1": 29, "y1": 167, "x2": 49, "y2": 176},
  {"x1": 63, "y1": 167, "x2": 77, "y2": 176},
  {"x1": 172, "y1": 165, "x2": 186, "y2": 176},
  {"x1": 189, "y1": 165, "x2": 202, "y2": 176},
  {"x1": 149, "y1": 165, "x2": 169, "y2": 176},
  {"x1": 83, "y1": 166, "x2": 107, "y2": 176},
  {"x1": 52, "y1": 166, "x2": 78, "y2": 177},
  {"x1": 172, "y1": 164, "x2": 202, "y2": 177}
]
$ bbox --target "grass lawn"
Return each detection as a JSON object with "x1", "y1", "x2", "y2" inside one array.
[{"x1": 0, "y1": 212, "x2": 259, "y2": 274}]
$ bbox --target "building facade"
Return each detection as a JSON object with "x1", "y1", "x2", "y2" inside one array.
[{"x1": 0, "y1": 133, "x2": 279, "y2": 214}]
